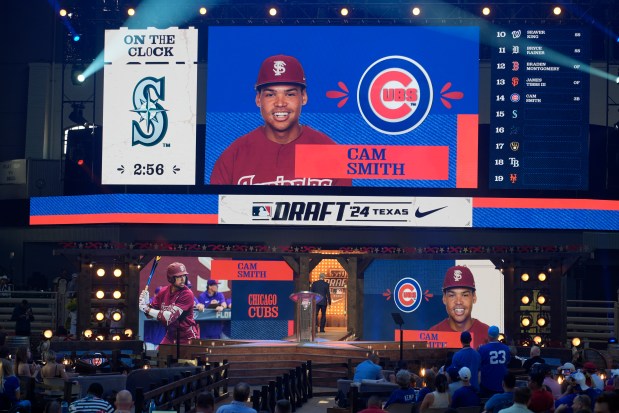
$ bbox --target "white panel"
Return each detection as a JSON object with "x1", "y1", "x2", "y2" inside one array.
[{"x1": 101, "y1": 27, "x2": 198, "y2": 185}]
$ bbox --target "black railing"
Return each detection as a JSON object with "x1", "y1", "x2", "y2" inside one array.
[{"x1": 250, "y1": 361, "x2": 313, "y2": 413}]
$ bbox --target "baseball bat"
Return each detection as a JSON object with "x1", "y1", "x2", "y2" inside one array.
[{"x1": 144, "y1": 255, "x2": 162, "y2": 291}]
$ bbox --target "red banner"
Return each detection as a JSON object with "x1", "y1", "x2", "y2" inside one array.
[
  {"x1": 295, "y1": 145, "x2": 449, "y2": 180},
  {"x1": 397, "y1": 330, "x2": 464, "y2": 348},
  {"x1": 211, "y1": 260, "x2": 293, "y2": 281}
]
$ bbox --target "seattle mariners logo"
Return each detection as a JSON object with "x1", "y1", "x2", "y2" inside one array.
[
  {"x1": 357, "y1": 56, "x2": 433, "y2": 135},
  {"x1": 393, "y1": 277, "x2": 423, "y2": 313},
  {"x1": 131, "y1": 76, "x2": 168, "y2": 146}
]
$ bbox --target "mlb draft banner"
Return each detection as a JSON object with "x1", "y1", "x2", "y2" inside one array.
[
  {"x1": 102, "y1": 27, "x2": 198, "y2": 185},
  {"x1": 218, "y1": 195, "x2": 472, "y2": 227}
]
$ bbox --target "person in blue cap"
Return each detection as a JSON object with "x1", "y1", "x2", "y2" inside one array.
[{"x1": 478, "y1": 325, "x2": 511, "y2": 397}]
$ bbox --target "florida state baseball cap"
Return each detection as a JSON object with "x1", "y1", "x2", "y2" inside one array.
[
  {"x1": 255, "y1": 54, "x2": 306, "y2": 90},
  {"x1": 442, "y1": 265, "x2": 475, "y2": 291},
  {"x1": 167, "y1": 262, "x2": 188, "y2": 277}
]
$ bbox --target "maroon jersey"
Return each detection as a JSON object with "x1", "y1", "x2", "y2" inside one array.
[
  {"x1": 210, "y1": 126, "x2": 352, "y2": 186},
  {"x1": 428, "y1": 318, "x2": 490, "y2": 348},
  {"x1": 149, "y1": 285, "x2": 199, "y2": 344}
]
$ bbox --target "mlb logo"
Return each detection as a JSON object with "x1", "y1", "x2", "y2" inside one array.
[{"x1": 252, "y1": 206, "x2": 271, "y2": 217}]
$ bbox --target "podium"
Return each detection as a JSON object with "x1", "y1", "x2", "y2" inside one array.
[{"x1": 289, "y1": 291, "x2": 323, "y2": 342}]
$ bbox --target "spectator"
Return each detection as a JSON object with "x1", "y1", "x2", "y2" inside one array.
[
  {"x1": 358, "y1": 395, "x2": 387, "y2": 413},
  {"x1": 0, "y1": 357, "x2": 32, "y2": 412},
  {"x1": 420, "y1": 373, "x2": 451, "y2": 413},
  {"x1": 384, "y1": 369, "x2": 417, "y2": 408},
  {"x1": 40, "y1": 350, "x2": 69, "y2": 380},
  {"x1": 479, "y1": 326, "x2": 511, "y2": 397},
  {"x1": 353, "y1": 353, "x2": 384, "y2": 383},
  {"x1": 11, "y1": 299, "x2": 34, "y2": 337},
  {"x1": 451, "y1": 367, "x2": 481, "y2": 409},
  {"x1": 573, "y1": 372, "x2": 602, "y2": 405},
  {"x1": 583, "y1": 363, "x2": 605, "y2": 390},
  {"x1": 418, "y1": 369, "x2": 437, "y2": 402},
  {"x1": 484, "y1": 372, "x2": 517, "y2": 413},
  {"x1": 114, "y1": 390, "x2": 133, "y2": 413},
  {"x1": 196, "y1": 392, "x2": 215, "y2": 413},
  {"x1": 593, "y1": 391, "x2": 619, "y2": 413},
  {"x1": 500, "y1": 387, "x2": 535, "y2": 413},
  {"x1": 528, "y1": 372, "x2": 555, "y2": 413},
  {"x1": 15, "y1": 346, "x2": 40, "y2": 379},
  {"x1": 69, "y1": 383, "x2": 114, "y2": 413},
  {"x1": 523, "y1": 346, "x2": 545, "y2": 374},
  {"x1": 508, "y1": 346, "x2": 524, "y2": 370},
  {"x1": 451, "y1": 330, "x2": 481, "y2": 390},
  {"x1": 215, "y1": 382, "x2": 257, "y2": 413},
  {"x1": 448, "y1": 365, "x2": 464, "y2": 397},
  {"x1": 555, "y1": 375, "x2": 582, "y2": 413},
  {"x1": 558, "y1": 394, "x2": 592, "y2": 413}
]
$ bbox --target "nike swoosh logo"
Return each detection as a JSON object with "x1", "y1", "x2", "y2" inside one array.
[{"x1": 414, "y1": 206, "x2": 447, "y2": 218}]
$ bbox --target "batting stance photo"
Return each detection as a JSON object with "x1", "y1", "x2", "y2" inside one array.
[{"x1": 139, "y1": 261, "x2": 199, "y2": 345}]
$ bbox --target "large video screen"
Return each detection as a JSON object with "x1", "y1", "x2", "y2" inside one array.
[{"x1": 204, "y1": 26, "x2": 479, "y2": 188}]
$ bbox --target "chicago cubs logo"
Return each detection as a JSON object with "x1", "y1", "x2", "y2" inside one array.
[
  {"x1": 357, "y1": 56, "x2": 433, "y2": 135},
  {"x1": 394, "y1": 277, "x2": 423, "y2": 313},
  {"x1": 131, "y1": 76, "x2": 168, "y2": 146}
]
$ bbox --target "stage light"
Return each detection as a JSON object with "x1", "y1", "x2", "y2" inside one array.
[
  {"x1": 482, "y1": 6, "x2": 491, "y2": 16},
  {"x1": 96, "y1": 268, "x2": 105, "y2": 277},
  {"x1": 43, "y1": 329, "x2": 53, "y2": 339},
  {"x1": 538, "y1": 272, "x2": 547, "y2": 282},
  {"x1": 112, "y1": 335, "x2": 121, "y2": 341},
  {"x1": 95, "y1": 312, "x2": 105, "y2": 321},
  {"x1": 537, "y1": 314, "x2": 548, "y2": 327},
  {"x1": 533, "y1": 335, "x2": 542, "y2": 345},
  {"x1": 96, "y1": 335, "x2": 105, "y2": 341},
  {"x1": 113, "y1": 290, "x2": 122, "y2": 299},
  {"x1": 498, "y1": 333, "x2": 505, "y2": 342},
  {"x1": 59, "y1": 9, "x2": 67, "y2": 17},
  {"x1": 113, "y1": 268, "x2": 122, "y2": 277},
  {"x1": 521, "y1": 293, "x2": 531, "y2": 305},
  {"x1": 609, "y1": 337, "x2": 618, "y2": 344},
  {"x1": 411, "y1": 7, "x2": 421, "y2": 16},
  {"x1": 124, "y1": 328, "x2": 133, "y2": 338},
  {"x1": 572, "y1": 337, "x2": 581, "y2": 347},
  {"x1": 127, "y1": 8, "x2": 135, "y2": 16},
  {"x1": 111, "y1": 311, "x2": 122, "y2": 322},
  {"x1": 340, "y1": 7, "x2": 349, "y2": 17},
  {"x1": 199, "y1": 7, "x2": 207, "y2": 15},
  {"x1": 520, "y1": 313, "x2": 532, "y2": 328},
  {"x1": 268, "y1": 7, "x2": 278, "y2": 17},
  {"x1": 521, "y1": 272, "x2": 530, "y2": 282},
  {"x1": 537, "y1": 291, "x2": 548, "y2": 305},
  {"x1": 83, "y1": 329, "x2": 93, "y2": 338},
  {"x1": 89, "y1": 262, "x2": 94, "y2": 268},
  {"x1": 553, "y1": 6, "x2": 562, "y2": 16},
  {"x1": 73, "y1": 34, "x2": 81, "y2": 42},
  {"x1": 95, "y1": 290, "x2": 105, "y2": 299}
]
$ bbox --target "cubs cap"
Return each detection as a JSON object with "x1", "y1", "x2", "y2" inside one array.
[
  {"x1": 167, "y1": 262, "x2": 188, "y2": 277},
  {"x1": 255, "y1": 54, "x2": 306, "y2": 90},
  {"x1": 458, "y1": 366, "x2": 471, "y2": 380},
  {"x1": 488, "y1": 325, "x2": 500, "y2": 338},
  {"x1": 207, "y1": 279, "x2": 220, "y2": 286},
  {"x1": 442, "y1": 265, "x2": 476, "y2": 291}
]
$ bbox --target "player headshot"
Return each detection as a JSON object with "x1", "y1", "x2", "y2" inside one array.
[
  {"x1": 210, "y1": 54, "x2": 352, "y2": 186},
  {"x1": 429, "y1": 265, "x2": 490, "y2": 347}
]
